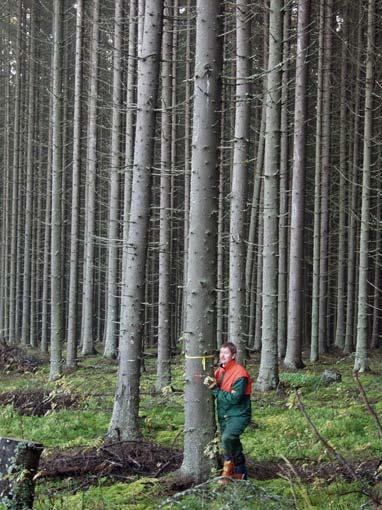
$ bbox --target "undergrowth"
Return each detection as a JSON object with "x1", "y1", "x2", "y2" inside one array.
[{"x1": 0, "y1": 349, "x2": 381, "y2": 509}]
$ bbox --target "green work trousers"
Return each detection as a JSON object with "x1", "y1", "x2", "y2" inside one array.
[{"x1": 219, "y1": 415, "x2": 250, "y2": 465}]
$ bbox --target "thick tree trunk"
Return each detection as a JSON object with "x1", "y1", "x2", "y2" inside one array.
[
  {"x1": 181, "y1": 0, "x2": 222, "y2": 482},
  {"x1": 108, "y1": 0, "x2": 163, "y2": 440},
  {"x1": 0, "y1": 437, "x2": 43, "y2": 510}
]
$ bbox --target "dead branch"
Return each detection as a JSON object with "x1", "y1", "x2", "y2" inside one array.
[
  {"x1": 296, "y1": 391, "x2": 381, "y2": 507},
  {"x1": 353, "y1": 371, "x2": 382, "y2": 440}
]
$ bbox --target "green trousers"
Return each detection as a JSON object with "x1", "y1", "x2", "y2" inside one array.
[{"x1": 219, "y1": 415, "x2": 250, "y2": 465}]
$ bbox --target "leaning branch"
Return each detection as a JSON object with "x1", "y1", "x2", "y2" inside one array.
[{"x1": 353, "y1": 370, "x2": 382, "y2": 440}]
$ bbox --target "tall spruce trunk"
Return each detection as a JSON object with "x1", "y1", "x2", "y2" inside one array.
[
  {"x1": 66, "y1": 0, "x2": 83, "y2": 368},
  {"x1": 277, "y1": 1, "x2": 290, "y2": 359},
  {"x1": 21, "y1": 0, "x2": 36, "y2": 346},
  {"x1": 310, "y1": 0, "x2": 325, "y2": 362},
  {"x1": 181, "y1": 0, "x2": 222, "y2": 481},
  {"x1": 50, "y1": 0, "x2": 64, "y2": 380},
  {"x1": 81, "y1": 0, "x2": 100, "y2": 356},
  {"x1": 156, "y1": 0, "x2": 172, "y2": 390},
  {"x1": 108, "y1": 0, "x2": 163, "y2": 440},
  {"x1": 284, "y1": 0, "x2": 310, "y2": 369},
  {"x1": 104, "y1": 0, "x2": 123, "y2": 359},
  {"x1": 334, "y1": 5, "x2": 348, "y2": 350},
  {"x1": 8, "y1": 0, "x2": 22, "y2": 345},
  {"x1": 344, "y1": 6, "x2": 362, "y2": 355},
  {"x1": 228, "y1": 0, "x2": 250, "y2": 360},
  {"x1": 318, "y1": 0, "x2": 333, "y2": 355},
  {"x1": 354, "y1": 0, "x2": 375, "y2": 372},
  {"x1": 256, "y1": 0, "x2": 282, "y2": 391}
]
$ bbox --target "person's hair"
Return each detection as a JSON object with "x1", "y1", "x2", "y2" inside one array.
[{"x1": 220, "y1": 342, "x2": 237, "y2": 355}]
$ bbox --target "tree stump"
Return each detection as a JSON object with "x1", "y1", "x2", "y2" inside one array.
[{"x1": 0, "y1": 437, "x2": 43, "y2": 509}]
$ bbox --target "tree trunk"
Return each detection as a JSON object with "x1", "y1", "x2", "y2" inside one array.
[
  {"x1": 50, "y1": 0, "x2": 64, "y2": 380},
  {"x1": 181, "y1": 0, "x2": 222, "y2": 482},
  {"x1": 318, "y1": 0, "x2": 333, "y2": 355},
  {"x1": 108, "y1": 0, "x2": 163, "y2": 440},
  {"x1": 334, "y1": 4, "x2": 348, "y2": 350},
  {"x1": 354, "y1": 0, "x2": 375, "y2": 373},
  {"x1": 66, "y1": 0, "x2": 83, "y2": 368},
  {"x1": 156, "y1": 0, "x2": 172, "y2": 390},
  {"x1": 81, "y1": 0, "x2": 100, "y2": 356},
  {"x1": 256, "y1": 0, "x2": 282, "y2": 392},
  {"x1": 310, "y1": 0, "x2": 325, "y2": 362},
  {"x1": 228, "y1": 0, "x2": 250, "y2": 360},
  {"x1": 104, "y1": 0, "x2": 123, "y2": 359},
  {"x1": 21, "y1": 0, "x2": 36, "y2": 347},
  {"x1": 277, "y1": 1, "x2": 290, "y2": 360},
  {"x1": 0, "y1": 437, "x2": 43, "y2": 510},
  {"x1": 284, "y1": 0, "x2": 310, "y2": 369}
]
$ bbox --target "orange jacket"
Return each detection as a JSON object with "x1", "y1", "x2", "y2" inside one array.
[{"x1": 214, "y1": 360, "x2": 252, "y2": 395}]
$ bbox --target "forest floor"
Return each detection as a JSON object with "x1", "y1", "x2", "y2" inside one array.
[{"x1": 0, "y1": 345, "x2": 381, "y2": 509}]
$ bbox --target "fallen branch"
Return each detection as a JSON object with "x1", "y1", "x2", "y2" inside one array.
[
  {"x1": 296, "y1": 391, "x2": 381, "y2": 507},
  {"x1": 353, "y1": 371, "x2": 382, "y2": 440}
]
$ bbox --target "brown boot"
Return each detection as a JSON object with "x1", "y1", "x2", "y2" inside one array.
[{"x1": 218, "y1": 460, "x2": 234, "y2": 485}]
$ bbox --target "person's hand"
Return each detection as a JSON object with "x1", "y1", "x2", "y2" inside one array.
[{"x1": 203, "y1": 376, "x2": 217, "y2": 389}]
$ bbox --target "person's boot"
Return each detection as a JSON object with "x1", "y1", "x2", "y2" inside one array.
[
  {"x1": 218, "y1": 460, "x2": 234, "y2": 484},
  {"x1": 232, "y1": 463, "x2": 248, "y2": 480}
]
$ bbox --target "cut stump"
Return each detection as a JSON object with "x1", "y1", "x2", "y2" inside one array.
[{"x1": 0, "y1": 437, "x2": 43, "y2": 509}]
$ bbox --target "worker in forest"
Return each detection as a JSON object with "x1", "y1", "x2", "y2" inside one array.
[{"x1": 204, "y1": 341, "x2": 252, "y2": 482}]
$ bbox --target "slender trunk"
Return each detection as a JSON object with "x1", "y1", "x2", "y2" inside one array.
[
  {"x1": 256, "y1": 0, "x2": 282, "y2": 391},
  {"x1": 228, "y1": 0, "x2": 250, "y2": 360},
  {"x1": 104, "y1": 0, "x2": 123, "y2": 359},
  {"x1": 156, "y1": 0, "x2": 172, "y2": 390},
  {"x1": 277, "y1": 1, "x2": 290, "y2": 359},
  {"x1": 310, "y1": 0, "x2": 325, "y2": 362},
  {"x1": 354, "y1": 0, "x2": 375, "y2": 372},
  {"x1": 21, "y1": 1, "x2": 36, "y2": 346},
  {"x1": 81, "y1": 0, "x2": 100, "y2": 356},
  {"x1": 284, "y1": 0, "x2": 310, "y2": 369},
  {"x1": 318, "y1": 0, "x2": 333, "y2": 355},
  {"x1": 9, "y1": 0, "x2": 22, "y2": 345},
  {"x1": 334, "y1": 5, "x2": 348, "y2": 350},
  {"x1": 66, "y1": 0, "x2": 83, "y2": 368},
  {"x1": 50, "y1": 0, "x2": 64, "y2": 380},
  {"x1": 344, "y1": 6, "x2": 362, "y2": 355}
]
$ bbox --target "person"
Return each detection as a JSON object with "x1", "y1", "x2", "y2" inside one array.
[{"x1": 204, "y1": 341, "x2": 252, "y2": 482}]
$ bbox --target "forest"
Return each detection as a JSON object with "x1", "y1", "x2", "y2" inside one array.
[{"x1": 0, "y1": 0, "x2": 382, "y2": 508}]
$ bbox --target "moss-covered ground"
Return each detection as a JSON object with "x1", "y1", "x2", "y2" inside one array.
[{"x1": 0, "y1": 348, "x2": 381, "y2": 509}]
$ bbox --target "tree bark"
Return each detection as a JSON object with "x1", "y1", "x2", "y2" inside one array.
[
  {"x1": 354, "y1": 0, "x2": 375, "y2": 372},
  {"x1": 256, "y1": 0, "x2": 282, "y2": 391},
  {"x1": 284, "y1": 0, "x2": 310, "y2": 369},
  {"x1": 50, "y1": 0, "x2": 64, "y2": 380},
  {"x1": 108, "y1": 0, "x2": 163, "y2": 440},
  {"x1": 181, "y1": 0, "x2": 222, "y2": 481}
]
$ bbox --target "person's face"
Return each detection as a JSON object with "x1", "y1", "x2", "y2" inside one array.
[{"x1": 219, "y1": 347, "x2": 235, "y2": 366}]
